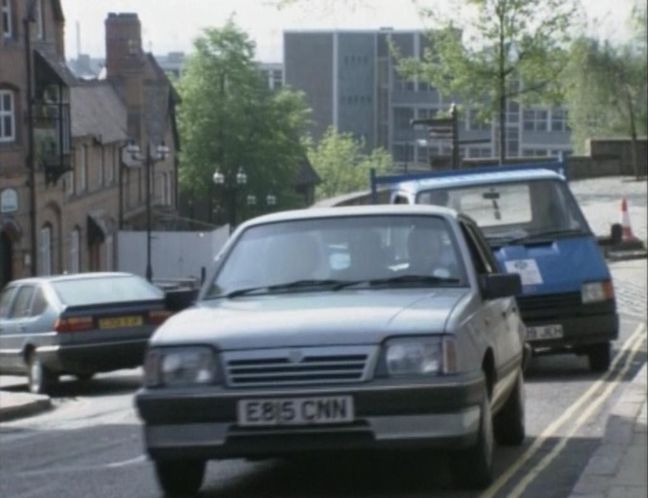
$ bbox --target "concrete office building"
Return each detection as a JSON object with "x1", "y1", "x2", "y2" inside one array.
[{"x1": 284, "y1": 29, "x2": 572, "y2": 167}]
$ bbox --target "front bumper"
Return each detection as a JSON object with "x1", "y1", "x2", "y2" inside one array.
[
  {"x1": 519, "y1": 296, "x2": 619, "y2": 351},
  {"x1": 136, "y1": 373, "x2": 485, "y2": 460}
]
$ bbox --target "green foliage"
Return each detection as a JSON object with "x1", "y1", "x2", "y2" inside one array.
[
  {"x1": 562, "y1": 37, "x2": 647, "y2": 155},
  {"x1": 177, "y1": 21, "x2": 311, "y2": 222},
  {"x1": 307, "y1": 127, "x2": 392, "y2": 200},
  {"x1": 398, "y1": 0, "x2": 578, "y2": 160}
]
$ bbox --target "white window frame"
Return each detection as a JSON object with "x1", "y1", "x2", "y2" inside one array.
[
  {"x1": 0, "y1": 89, "x2": 15, "y2": 143},
  {"x1": 69, "y1": 228, "x2": 80, "y2": 273},
  {"x1": 39, "y1": 225, "x2": 52, "y2": 276},
  {"x1": 35, "y1": 0, "x2": 43, "y2": 40},
  {"x1": 1, "y1": 0, "x2": 12, "y2": 39}
]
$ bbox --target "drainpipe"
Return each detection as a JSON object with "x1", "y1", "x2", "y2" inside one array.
[{"x1": 23, "y1": 13, "x2": 37, "y2": 276}]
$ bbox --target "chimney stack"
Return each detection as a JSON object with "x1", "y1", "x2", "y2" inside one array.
[{"x1": 105, "y1": 13, "x2": 143, "y2": 80}]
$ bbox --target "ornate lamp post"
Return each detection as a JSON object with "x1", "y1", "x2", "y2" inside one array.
[{"x1": 125, "y1": 140, "x2": 169, "y2": 281}]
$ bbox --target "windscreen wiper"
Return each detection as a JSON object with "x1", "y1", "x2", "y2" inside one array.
[
  {"x1": 224, "y1": 279, "x2": 348, "y2": 298},
  {"x1": 504, "y1": 228, "x2": 588, "y2": 245},
  {"x1": 337, "y1": 274, "x2": 460, "y2": 289}
]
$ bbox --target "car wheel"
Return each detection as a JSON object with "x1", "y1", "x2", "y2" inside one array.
[
  {"x1": 27, "y1": 353, "x2": 57, "y2": 395},
  {"x1": 75, "y1": 372, "x2": 95, "y2": 382},
  {"x1": 154, "y1": 459, "x2": 206, "y2": 497},
  {"x1": 452, "y1": 392, "x2": 494, "y2": 489},
  {"x1": 588, "y1": 342, "x2": 611, "y2": 372},
  {"x1": 494, "y1": 369, "x2": 525, "y2": 446}
]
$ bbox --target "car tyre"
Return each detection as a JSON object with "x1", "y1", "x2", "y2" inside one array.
[
  {"x1": 494, "y1": 369, "x2": 525, "y2": 446},
  {"x1": 28, "y1": 352, "x2": 57, "y2": 394},
  {"x1": 75, "y1": 372, "x2": 95, "y2": 382},
  {"x1": 452, "y1": 392, "x2": 494, "y2": 489},
  {"x1": 154, "y1": 459, "x2": 206, "y2": 497},
  {"x1": 588, "y1": 342, "x2": 611, "y2": 372}
]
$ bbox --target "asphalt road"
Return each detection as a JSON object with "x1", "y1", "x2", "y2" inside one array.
[{"x1": 0, "y1": 178, "x2": 646, "y2": 498}]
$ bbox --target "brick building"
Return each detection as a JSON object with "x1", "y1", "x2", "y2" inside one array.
[{"x1": 0, "y1": 1, "x2": 179, "y2": 288}]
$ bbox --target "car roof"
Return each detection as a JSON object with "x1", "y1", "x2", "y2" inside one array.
[
  {"x1": 239, "y1": 204, "x2": 460, "y2": 229},
  {"x1": 4, "y1": 272, "x2": 139, "y2": 287},
  {"x1": 396, "y1": 168, "x2": 564, "y2": 195}
]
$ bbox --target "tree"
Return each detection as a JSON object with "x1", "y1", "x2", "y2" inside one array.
[
  {"x1": 177, "y1": 21, "x2": 311, "y2": 225},
  {"x1": 398, "y1": 0, "x2": 577, "y2": 163},
  {"x1": 562, "y1": 36, "x2": 647, "y2": 178},
  {"x1": 307, "y1": 127, "x2": 392, "y2": 200}
]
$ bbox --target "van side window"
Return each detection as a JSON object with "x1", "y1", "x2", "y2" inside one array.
[{"x1": 9, "y1": 286, "x2": 35, "y2": 319}]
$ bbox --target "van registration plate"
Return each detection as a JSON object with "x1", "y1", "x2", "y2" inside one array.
[
  {"x1": 238, "y1": 396, "x2": 354, "y2": 427},
  {"x1": 527, "y1": 324, "x2": 564, "y2": 341}
]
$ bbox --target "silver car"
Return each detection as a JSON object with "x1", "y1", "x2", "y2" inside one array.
[
  {"x1": 0, "y1": 272, "x2": 169, "y2": 393},
  {"x1": 136, "y1": 205, "x2": 526, "y2": 495}
]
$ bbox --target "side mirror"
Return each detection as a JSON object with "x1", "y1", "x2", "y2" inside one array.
[
  {"x1": 164, "y1": 288, "x2": 199, "y2": 312},
  {"x1": 610, "y1": 223, "x2": 623, "y2": 245},
  {"x1": 480, "y1": 273, "x2": 522, "y2": 300}
]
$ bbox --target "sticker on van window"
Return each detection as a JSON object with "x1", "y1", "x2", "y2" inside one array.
[{"x1": 504, "y1": 259, "x2": 543, "y2": 286}]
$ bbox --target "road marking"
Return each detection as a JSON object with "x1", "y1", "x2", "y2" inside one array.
[
  {"x1": 506, "y1": 329, "x2": 646, "y2": 498},
  {"x1": 480, "y1": 322, "x2": 647, "y2": 498},
  {"x1": 105, "y1": 454, "x2": 147, "y2": 468}
]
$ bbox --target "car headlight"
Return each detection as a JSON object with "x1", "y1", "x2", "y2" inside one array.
[
  {"x1": 144, "y1": 347, "x2": 217, "y2": 387},
  {"x1": 385, "y1": 338, "x2": 455, "y2": 376},
  {"x1": 581, "y1": 281, "x2": 614, "y2": 304}
]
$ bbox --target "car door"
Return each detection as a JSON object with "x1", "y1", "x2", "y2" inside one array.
[
  {"x1": 1, "y1": 285, "x2": 37, "y2": 373},
  {"x1": 0, "y1": 285, "x2": 19, "y2": 374},
  {"x1": 459, "y1": 219, "x2": 517, "y2": 409}
]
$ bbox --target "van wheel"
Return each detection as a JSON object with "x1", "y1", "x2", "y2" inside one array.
[
  {"x1": 27, "y1": 353, "x2": 57, "y2": 394},
  {"x1": 588, "y1": 342, "x2": 611, "y2": 372},
  {"x1": 154, "y1": 459, "x2": 206, "y2": 497},
  {"x1": 494, "y1": 369, "x2": 526, "y2": 446},
  {"x1": 452, "y1": 392, "x2": 494, "y2": 489}
]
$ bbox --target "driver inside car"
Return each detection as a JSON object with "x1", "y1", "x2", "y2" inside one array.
[{"x1": 406, "y1": 227, "x2": 456, "y2": 280}]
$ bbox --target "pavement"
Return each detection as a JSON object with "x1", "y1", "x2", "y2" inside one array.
[
  {"x1": 0, "y1": 388, "x2": 51, "y2": 422},
  {"x1": 569, "y1": 363, "x2": 647, "y2": 498}
]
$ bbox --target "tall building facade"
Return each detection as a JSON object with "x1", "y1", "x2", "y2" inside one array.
[{"x1": 284, "y1": 29, "x2": 572, "y2": 166}]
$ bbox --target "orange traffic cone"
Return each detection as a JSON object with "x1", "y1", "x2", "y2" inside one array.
[{"x1": 620, "y1": 197, "x2": 638, "y2": 241}]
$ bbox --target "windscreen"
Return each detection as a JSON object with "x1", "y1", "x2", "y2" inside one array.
[
  {"x1": 416, "y1": 179, "x2": 589, "y2": 243},
  {"x1": 206, "y1": 215, "x2": 468, "y2": 298},
  {"x1": 53, "y1": 275, "x2": 163, "y2": 306}
]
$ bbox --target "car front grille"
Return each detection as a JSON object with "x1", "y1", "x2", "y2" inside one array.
[
  {"x1": 222, "y1": 346, "x2": 378, "y2": 388},
  {"x1": 516, "y1": 291, "x2": 613, "y2": 322}
]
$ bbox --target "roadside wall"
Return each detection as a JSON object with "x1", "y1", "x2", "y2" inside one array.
[{"x1": 117, "y1": 226, "x2": 230, "y2": 281}]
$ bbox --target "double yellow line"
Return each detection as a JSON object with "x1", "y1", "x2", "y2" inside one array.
[{"x1": 480, "y1": 322, "x2": 647, "y2": 498}]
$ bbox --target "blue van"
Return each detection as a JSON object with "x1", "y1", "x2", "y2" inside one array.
[{"x1": 370, "y1": 162, "x2": 619, "y2": 372}]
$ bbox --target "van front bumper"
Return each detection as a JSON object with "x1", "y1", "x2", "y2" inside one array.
[
  {"x1": 136, "y1": 373, "x2": 485, "y2": 460},
  {"x1": 517, "y1": 295, "x2": 619, "y2": 351}
]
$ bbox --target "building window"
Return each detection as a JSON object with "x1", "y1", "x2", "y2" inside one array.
[
  {"x1": 35, "y1": 0, "x2": 43, "y2": 40},
  {"x1": 69, "y1": 227, "x2": 80, "y2": 273},
  {"x1": 64, "y1": 170, "x2": 74, "y2": 197},
  {"x1": 1, "y1": 0, "x2": 12, "y2": 39},
  {"x1": 0, "y1": 90, "x2": 15, "y2": 142},
  {"x1": 38, "y1": 224, "x2": 52, "y2": 276},
  {"x1": 551, "y1": 108, "x2": 568, "y2": 132},
  {"x1": 394, "y1": 107, "x2": 414, "y2": 131},
  {"x1": 99, "y1": 147, "x2": 105, "y2": 188},
  {"x1": 466, "y1": 109, "x2": 491, "y2": 131},
  {"x1": 523, "y1": 108, "x2": 549, "y2": 132},
  {"x1": 76, "y1": 144, "x2": 87, "y2": 193}
]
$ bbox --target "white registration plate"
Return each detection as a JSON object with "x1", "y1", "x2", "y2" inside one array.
[
  {"x1": 237, "y1": 396, "x2": 354, "y2": 427},
  {"x1": 527, "y1": 324, "x2": 564, "y2": 341}
]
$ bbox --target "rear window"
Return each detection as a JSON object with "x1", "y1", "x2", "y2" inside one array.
[{"x1": 52, "y1": 276, "x2": 163, "y2": 306}]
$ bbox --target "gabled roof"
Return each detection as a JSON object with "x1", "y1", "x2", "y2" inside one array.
[{"x1": 71, "y1": 82, "x2": 128, "y2": 143}]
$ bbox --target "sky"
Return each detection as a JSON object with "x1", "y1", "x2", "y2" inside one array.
[{"x1": 60, "y1": 0, "x2": 641, "y2": 62}]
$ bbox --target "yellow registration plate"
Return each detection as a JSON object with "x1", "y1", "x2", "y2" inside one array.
[{"x1": 98, "y1": 316, "x2": 143, "y2": 329}]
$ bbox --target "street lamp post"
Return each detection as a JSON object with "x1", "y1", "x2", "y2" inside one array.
[
  {"x1": 213, "y1": 167, "x2": 247, "y2": 232},
  {"x1": 125, "y1": 141, "x2": 169, "y2": 282}
]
